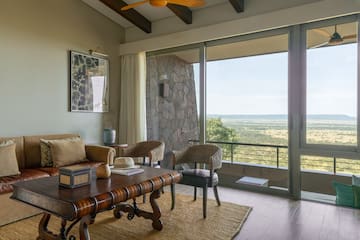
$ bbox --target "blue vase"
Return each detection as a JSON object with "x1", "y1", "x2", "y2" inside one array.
[{"x1": 103, "y1": 128, "x2": 116, "y2": 146}]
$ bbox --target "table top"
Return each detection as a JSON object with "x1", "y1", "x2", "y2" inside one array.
[{"x1": 11, "y1": 167, "x2": 181, "y2": 220}]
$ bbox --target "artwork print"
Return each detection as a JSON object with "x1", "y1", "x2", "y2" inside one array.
[{"x1": 70, "y1": 51, "x2": 109, "y2": 112}]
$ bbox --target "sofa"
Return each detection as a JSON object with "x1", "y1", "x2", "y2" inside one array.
[{"x1": 0, "y1": 133, "x2": 115, "y2": 226}]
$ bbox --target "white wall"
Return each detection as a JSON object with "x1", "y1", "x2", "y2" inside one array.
[
  {"x1": 0, "y1": 0, "x2": 124, "y2": 143},
  {"x1": 119, "y1": 0, "x2": 360, "y2": 54}
]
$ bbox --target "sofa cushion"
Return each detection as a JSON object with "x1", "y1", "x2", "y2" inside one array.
[
  {"x1": 39, "y1": 161, "x2": 103, "y2": 176},
  {"x1": 0, "y1": 169, "x2": 50, "y2": 194},
  {"x1": 23, "y1": 134, "x2": 79, "y2": 168},
  {"x1": 0, "y1": 140, "x2": 20, "y2": 177},
  {"x1": 0, "y1": 137, "x2": 24, "y2": 169},
  {"x1": 40, "y1": 137, "x2": 80, "y2": 167},
  {"x1": 48, "y1": 138, "x2": 87, "y2": 167}
]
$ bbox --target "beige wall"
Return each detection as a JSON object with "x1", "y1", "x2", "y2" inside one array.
[{"x1": 0, "y1": 0, "x2": 124, "y2": 143}]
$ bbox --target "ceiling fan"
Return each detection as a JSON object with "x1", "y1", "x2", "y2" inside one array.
[
  {"x1": 311, "y1": 25, "x2": 357, "y2": 48},
  {"x1": 121, "y1": 0, "x2": 205, "y2": 11}
]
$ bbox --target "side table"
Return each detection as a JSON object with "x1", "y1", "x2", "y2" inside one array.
[{"x1": 108, "y1": 144, "x2": 128, "y2": 157}]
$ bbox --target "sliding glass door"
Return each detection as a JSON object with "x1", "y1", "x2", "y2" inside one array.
[
  {"x1": 300, "y1": 16, "x2": 359, "y2": 201},
  {"x1": 206, "y1": 32, "x2": 289, "y2": 192}
]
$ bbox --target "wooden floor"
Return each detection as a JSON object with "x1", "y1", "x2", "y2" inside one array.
[{"x1": 172, "y1": 184, "x2": 360, "y2": 240}]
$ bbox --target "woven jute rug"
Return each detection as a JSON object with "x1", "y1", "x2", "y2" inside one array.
[{"x1": 0, "y1": 192, "x2": 251, "y2": 240}]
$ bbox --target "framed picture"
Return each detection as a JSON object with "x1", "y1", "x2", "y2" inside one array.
[{"x1": 70, "y1": 50, "x2": 109, "y2": 112}]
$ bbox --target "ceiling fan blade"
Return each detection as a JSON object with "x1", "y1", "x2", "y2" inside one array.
[
  {"x1": 167, "y1": 0, "x2": 205, "y2": 7},
  {"x1": 312, "y1": 28, "x2": 331, "y2": 38},
  {"x1": 342, "y1": 34, "x2": 357, "y2": 40},
  {"x1": 121, "y1": 0, "x2": 149, "y2": 10},
  {"x1": 309, "y1": 41, "x2": 329, "y2": 49}
]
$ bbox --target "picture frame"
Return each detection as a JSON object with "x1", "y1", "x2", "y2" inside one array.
[{"x1": 69, "y1": 50, "x2": 109, "y2": 112}]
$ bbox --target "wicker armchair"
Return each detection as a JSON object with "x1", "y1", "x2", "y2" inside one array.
[
  {"x1": 170, "y1": 144, "x2": 222, "y2": 218},
  {"x1": 117, "y1": 140, "x2": 165, "y2": 203},
  {"x1": 118, "y1": 141, "x2": 165, "y2": 167}
]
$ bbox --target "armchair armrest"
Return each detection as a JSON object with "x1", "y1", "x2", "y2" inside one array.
[
  {"x1": 170, "y1": 150, "x2": 187, "y2": 169},
  {"x1": 85, "y1": 145, "x2": 116, "y2": 165},
  {"x1": 149, "y1": 142, "x2": 165, "y2": 163},
  {"x1": 118, "y1": 144, "x2": 136, "y2": 157}
]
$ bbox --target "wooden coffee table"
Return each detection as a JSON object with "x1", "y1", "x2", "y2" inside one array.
[{"x1": 11, "y1": 167, "x2": 181, "y2": 240}]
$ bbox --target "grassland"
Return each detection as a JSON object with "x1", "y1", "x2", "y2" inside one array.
[{"x1": 210, "y1": 115, "x2": 360, "y2": 174}]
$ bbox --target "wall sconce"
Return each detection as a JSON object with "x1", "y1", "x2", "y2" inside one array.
[
  {"x1": 159, "y1": 83, "x2": 169, "y2": 98},
  {"x1": 89, "y1": 48, "x2": 108, "y2": 57},
  {"x1": 159, "y1": 73, "x2": 169, "y2": 98}
]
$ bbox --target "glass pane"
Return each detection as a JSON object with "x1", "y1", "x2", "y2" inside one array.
[
  {"x1": 301, "y1": 155, "x2": 334, "y2": 173},
  {"x1": 206, "y1": 33, "x2": 289, "y2": 190},
  {"x1": 146, "y1": 49, "x2": 200, "y2": 168},
  {"x1": 301, "y1": 154, "x2": 360, "y2": 203},
  {"x1": 306, "y1": 22, "x2": 358, "y2": 146}
]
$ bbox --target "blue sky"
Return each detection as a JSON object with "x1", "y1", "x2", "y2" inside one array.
[{"x1": 194, "y1": 43, "x2": 357, "y2": 117}]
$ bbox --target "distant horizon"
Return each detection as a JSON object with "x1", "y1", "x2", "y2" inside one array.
[{"x1": 207, "y1": 114, "x2": 356, "y2": 120}]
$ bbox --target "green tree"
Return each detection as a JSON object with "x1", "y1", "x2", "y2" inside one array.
[
  {"x1": 206, "y1": 118, "x2": 238, "y2": 142},
  {"x1": 206, "y1": 118, "x2": 239, "y2": 160}
]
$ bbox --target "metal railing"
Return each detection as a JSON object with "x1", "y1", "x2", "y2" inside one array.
[
  {"x1": 189, "y1": 139, "x2": 288, "y2": 168},
  {"x1": 189, "y1": 140, "x2": 360, "y2": 175}
]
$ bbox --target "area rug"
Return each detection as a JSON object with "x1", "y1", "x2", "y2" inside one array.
[{"x1": 0, "y1": 193, "x2": 251, "y2": 240}]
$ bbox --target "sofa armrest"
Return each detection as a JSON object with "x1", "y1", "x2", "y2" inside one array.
[{"x1": 85, "y1": 145, "x2": 116, "y2": 165}]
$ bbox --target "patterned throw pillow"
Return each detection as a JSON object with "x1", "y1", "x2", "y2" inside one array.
[
  {"x1": 0, "y1": 140, "x2": 20, "y2": 177},
  {"x1": 40, "y1": 137, "x2": 81, "y2": 167},
  {"x1": 40, "y1": 139, "x2": 52, "y2": 167}
]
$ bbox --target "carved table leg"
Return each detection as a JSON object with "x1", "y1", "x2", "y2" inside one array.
[
  {"x1": 147, "y1": 189, "x2": 162, "y2": 230},
  {"x1": 37, "y1": 213, "x2": 66, "y2": 240},
  {"x1": 113, "y1": 189, "x2": 163, "y2": 231},
  {"x1": 79, "y1": 215, "x2": 96, "y2": 240},
  {"x1": 36, "y1": 212, "x2": 96, "y2": 240}
]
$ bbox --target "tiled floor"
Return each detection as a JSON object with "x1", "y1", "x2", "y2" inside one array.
[{"x1": 170, "y1": 184, "x2": 360, "y2": 240}]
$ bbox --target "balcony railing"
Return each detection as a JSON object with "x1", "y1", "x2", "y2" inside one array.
[
  {"x1": 189, "y1": 139, "x2": 288, "y2": 168},
  {"x1": 189, "y1": 140, "x2": 360, "y2": 175}
]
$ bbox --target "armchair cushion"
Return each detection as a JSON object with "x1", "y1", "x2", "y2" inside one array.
[
  {"x1": 0, "y1": 140, "x2": 20, "y2": 177},
  {"x1": 181, "y1": 169, "x2": 219, "y2": 186}
]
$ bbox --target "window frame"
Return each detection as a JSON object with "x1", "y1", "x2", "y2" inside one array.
[{"x1": 299, "y1": 14, "x2": 360, "y2": 157}]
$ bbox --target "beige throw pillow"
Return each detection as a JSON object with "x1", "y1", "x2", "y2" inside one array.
[
  {"x1": 48, "y1": 138, "x2": 87, "y2": 167},
  {"x1": 40, "y1": 137, "x2": 81, "y2": 167},
  {"x1": 0, "y1": 140, "x2": 20, "y2": 177}
]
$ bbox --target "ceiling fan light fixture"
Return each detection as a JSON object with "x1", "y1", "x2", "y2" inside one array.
[
  {"x1": 328, "y1": 32, "x2": 343, "y2": 45},
  {"x1": 150, "y1": 0, "x2": 168, "y2": 7}
]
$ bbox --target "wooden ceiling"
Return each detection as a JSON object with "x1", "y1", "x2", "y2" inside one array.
[{"x1": 99, "y1": 0, "x2": 244, "y2": 33}]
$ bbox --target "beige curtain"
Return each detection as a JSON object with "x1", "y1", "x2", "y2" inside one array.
[{"x1": 119, "y1": 52, "x2": 147, "y2": 144}]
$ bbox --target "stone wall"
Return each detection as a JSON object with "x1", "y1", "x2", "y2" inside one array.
[{"x1": 146, "y1": 55, "x2": 199, "y2": 168}]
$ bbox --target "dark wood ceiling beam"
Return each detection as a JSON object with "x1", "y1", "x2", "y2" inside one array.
[
  {"x1": 99, "y1": 0, "x2": 152, "y2": 33},
  {"x1": 167, "y1": 4, "x2": 192, "y2": 24},
  {"x1": 229, "y1": 0, "x2": 244, "y2": 13}
]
